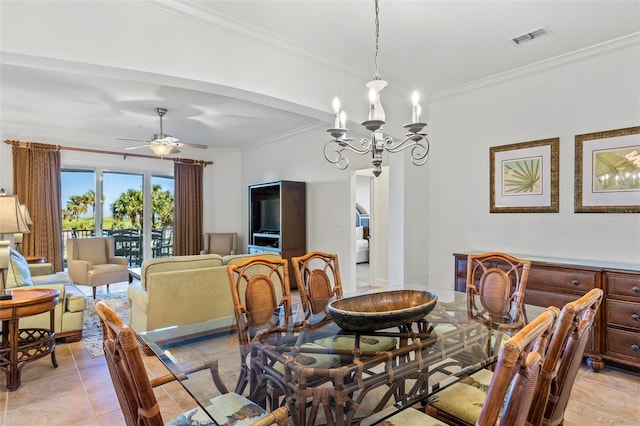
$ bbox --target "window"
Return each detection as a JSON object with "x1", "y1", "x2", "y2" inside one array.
[{"x1": 61, "y1": 169, "x2": 174, "y2": 266}]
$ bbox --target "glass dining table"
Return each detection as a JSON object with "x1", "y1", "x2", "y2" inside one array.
[{"x1": 138, "y1": 286, "x2": 545, "y2": 426}]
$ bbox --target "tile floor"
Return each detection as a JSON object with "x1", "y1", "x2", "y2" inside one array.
[{"x1": 1, "y1": 281, "x2": 639, "y2": 425}]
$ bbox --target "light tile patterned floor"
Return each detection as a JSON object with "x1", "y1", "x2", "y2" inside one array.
[{"x1": 1, "y1": 280, "x2": 638, "y2": 425}]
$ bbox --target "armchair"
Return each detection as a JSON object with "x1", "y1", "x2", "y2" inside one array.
[
  {"x1": 67, "y1": 237, "x2": 129, "y2": 299},
  {"x1": 201, "y1": 232, "x2": 237, "y2": 256}
]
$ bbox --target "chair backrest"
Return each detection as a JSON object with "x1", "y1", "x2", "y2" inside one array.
[
  {"x1": 291, "y1": 251, "x2": 343, "y2": 315},
  {"x1": 203, "y1": 232, "x2": 238, "y2": 256},
  {"x1": 67, "y1": 237, "x2": 114, "y2": 265},
  {"x1": 467, "y1": 252, "x2": 531, "y2": 324},
  {"x1": 478, "y1": 306, "x2": 558, "y2": 426},
  {"x1": 528, "y1": 288, "x2": 603, "y2": 426},
  {"x1": 227, "y1": 256, "x2": 290, "y2": 394},
  {"x1": 227, "y1": 256, "x2": 291, "y2": 339},
  {"x1": 95, "y1": 300, "x2": 164, "y2": 426}
]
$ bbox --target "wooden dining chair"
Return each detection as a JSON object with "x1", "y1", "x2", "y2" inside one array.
[
  {"x1": 291, "y1": 251, "x2": 397, "y2": 355},
  {"x1": 466, "y1": 251, "x2": 531, "y2": 355},
  {"x1": 527, "y1": 288, "x2": 603, "y2": 426},
  {"x1": 227, "y1": 256, "x2": 293, "y2": 395},
  {"x1": 95, "y1": 300, "x2": 285, "y2": 426},
  {"x1": 421, "y1": 306, "x2": 558, "y2": 426},
  {"x1": 291, "y1": 251, "x2": 343, "y2": 316},
  {"x1": 227, "y1": 255, "x2": 342, "y2": 413}
]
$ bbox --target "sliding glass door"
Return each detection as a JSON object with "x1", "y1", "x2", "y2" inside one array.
[{"x1": 61, "y1": 169, "x2": 174, "y2": 266}]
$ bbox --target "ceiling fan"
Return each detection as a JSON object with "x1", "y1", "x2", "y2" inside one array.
[{"x1": 119, "y1": 107, "x2": 207, "y2": 156}]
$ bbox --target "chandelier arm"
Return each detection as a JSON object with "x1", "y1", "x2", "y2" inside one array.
[
  {"x1": 323, "y1": 140, "x2": 350, "y2": 170},
  {"x1": 333, "y1": 137, "x2": 373, "y2": 156},
  {"x1": 382, "y1": 134, "x2": 430, "y2": 165}
]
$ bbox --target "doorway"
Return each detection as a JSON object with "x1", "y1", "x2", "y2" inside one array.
[{"x1": 354, "y1": 167, "x2": 389, "y2": 290}]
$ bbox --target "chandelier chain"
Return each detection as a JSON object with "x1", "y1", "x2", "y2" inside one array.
[{"x1": 373, "y1": 0, "x2": 381, "y2": 80}]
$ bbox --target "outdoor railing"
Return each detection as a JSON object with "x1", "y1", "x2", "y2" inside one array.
[{"x1": 62, "y1": 227, "x2": 173, "y2": 267}]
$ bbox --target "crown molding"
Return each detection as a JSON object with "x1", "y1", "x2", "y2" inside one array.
[{"x1": 432, "y1": 32, "x2": 640, "y2": 102}]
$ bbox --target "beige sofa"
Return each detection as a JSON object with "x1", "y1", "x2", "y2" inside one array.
[
  {"x1": 6, "y1": 259, "x2": 87, "y2": 342},
  {"x1": 127, "y1": 252, "x2": 281, "y2": 333}
]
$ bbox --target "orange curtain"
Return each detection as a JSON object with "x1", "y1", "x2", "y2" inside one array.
[
  {"x1": 173, "y1": 161, "x2": 203, "y2": 256},
  {"x1": 11, "y1": 142, "x2": 63, "y2": 271}
]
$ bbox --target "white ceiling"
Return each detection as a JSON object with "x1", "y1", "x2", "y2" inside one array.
[{"x1": 1, "y1": 0, "x2": 639, "y2": 155}]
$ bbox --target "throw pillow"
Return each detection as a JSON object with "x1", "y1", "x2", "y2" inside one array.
[{"x1": 7, "y1": 249, "x2": 34, "y2": 287}]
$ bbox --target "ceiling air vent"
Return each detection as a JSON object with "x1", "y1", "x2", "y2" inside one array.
[{"x1": 511, "y1": 27, "x2": 548, "y2": 45}]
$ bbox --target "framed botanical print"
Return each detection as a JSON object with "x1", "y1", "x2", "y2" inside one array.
[
  {"x1": 490, "y1": 138, "x2": 559, "y2": 213},
  {"x1": 575, "y1": 126, "x2": 640, "y2": 213}
]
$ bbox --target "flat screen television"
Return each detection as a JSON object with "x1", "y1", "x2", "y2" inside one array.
[{"x1": 259, "y1": 199, "x2": 280, "y2": 232}]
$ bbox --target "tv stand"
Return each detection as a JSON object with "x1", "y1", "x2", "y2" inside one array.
[{"x1": 248, "y1": 181, "x2": 306, "y2": 287}]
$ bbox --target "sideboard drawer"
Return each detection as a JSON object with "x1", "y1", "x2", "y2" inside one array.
[
  {"x1": 606, "y1": 272, "x2": 640, "y2": 300},
  {"x1": 605, "y1": 328, "x2": 640, "y2": 361},
  {"x1": 528, "y1": 267, "x2": 596, "y2": 292},
  {"x1": 524, "y1": 289, "x2": 583, "y2": 309},
  {"x1": 607, "y1": 300, "x2": 640, "y2": 330}
]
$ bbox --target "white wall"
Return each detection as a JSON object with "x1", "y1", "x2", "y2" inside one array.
[
  {"x1": 241, "y1": 125, "x2": 378, "y2": 295},
  {"x1": 422, "y1": 36, "x2": 640, "y2": 289},
  {"x1": 355, "y1": 175, "x2": 371, "y2": 214}
]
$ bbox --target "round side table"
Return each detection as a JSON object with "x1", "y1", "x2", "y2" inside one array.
[
  {"x1": 24, "y1": 255, "x2": 46, "y2": 264},
  {"x1": 0, "y1": 288, "x2": 59, "y2": 391}
]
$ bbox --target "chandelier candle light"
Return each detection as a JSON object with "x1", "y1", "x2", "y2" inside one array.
[{"x1": 324, "y1": 0, "x2": 430, "y2": 177}]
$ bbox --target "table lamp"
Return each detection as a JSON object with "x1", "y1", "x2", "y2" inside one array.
[
  {"x1": 0, "y1": 189, "x2": 30, "y2": 300},
  {"x1": 13, "y1": 204, "x2": 33, "y2": 253}
]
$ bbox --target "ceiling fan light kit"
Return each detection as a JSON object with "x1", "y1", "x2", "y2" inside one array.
[
  {"x1": 120, "y1": 107, "x2": 208, "y2": 157},
  {"x1": 150, "y1": 144, "x2": 174, "y2": 157}
]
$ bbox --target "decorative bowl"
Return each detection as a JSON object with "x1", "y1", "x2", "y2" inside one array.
[{"x1": 327, "y1": 290, "x2": 438, "y2": 332}]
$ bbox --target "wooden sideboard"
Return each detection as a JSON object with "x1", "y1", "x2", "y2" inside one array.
[{"x1": 454, "y1": 252, "x2": 640, "y2": 373}]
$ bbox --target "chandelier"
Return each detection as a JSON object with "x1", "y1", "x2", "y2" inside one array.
[{"x1": 324, "y1": 0, "x2": 430, "y2": 177}]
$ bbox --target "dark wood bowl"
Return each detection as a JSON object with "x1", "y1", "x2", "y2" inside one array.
[{"x1": 327, "y1": 290, "x2": 438, "y2": 332}]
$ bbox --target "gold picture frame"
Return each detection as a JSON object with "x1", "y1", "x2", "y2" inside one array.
[
  {"x1": 575, "y1": 126, "x2": 640, "y2": 213},
  {"x1": 490, "y1": 138, "x2": 559, "y2": 213}
]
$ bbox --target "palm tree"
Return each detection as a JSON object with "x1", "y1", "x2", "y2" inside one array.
[
  {"x1": 111, "y1": 189, "x2": 143, "y2": 228},
  {"x1": 151, "y1": 184, "x2": 174, "y2": 227}
]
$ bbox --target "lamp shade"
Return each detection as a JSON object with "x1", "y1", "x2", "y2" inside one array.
[
  {"x1": 0, "y1": 195, "x2": 30, "y2": 234},
  {"x1": 19, "y1": 204, "x2": 33, "y2": 226}
]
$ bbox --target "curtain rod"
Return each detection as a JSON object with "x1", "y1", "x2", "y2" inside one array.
[{"x1": 3, "y1": 140, "x2": 213, "y2": 166}]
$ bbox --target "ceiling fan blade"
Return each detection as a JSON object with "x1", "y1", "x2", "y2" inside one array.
[
  {"x1": 125, "y1": 144, "x2": 152, "y2": 150},
  {"x1": 117, "y1": 137, "x2": 151, "y2": 143},
  {"x1": 176, "y1": 142, "x2": 208, "y2": 149},
  {"x1": 154, "y1": 135, "x2": 179, "y2": 144},
  {"x1": 170, "y1": 147, "x2": 181, "y2": 154}
]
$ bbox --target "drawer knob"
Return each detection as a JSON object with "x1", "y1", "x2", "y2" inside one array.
[
  {"x1": 571, "y1": 279, "x2": 580, "y2": 286},
  {"x1": 632, "y1": 313, "x2": 640, "y2": 321},
  {"x1": 633, "y1": 286, "x2": 640, "y2": 293},
  {"x1": 632, "y1": 344, "x2": 640, "y2": 352}
]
